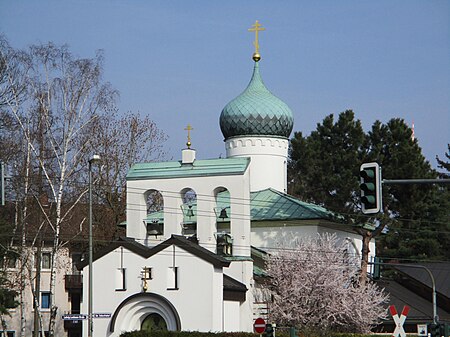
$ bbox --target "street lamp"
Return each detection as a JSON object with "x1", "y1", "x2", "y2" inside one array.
[{"x1": 88, "y1": 154, "x2": 101, "y2": 337}]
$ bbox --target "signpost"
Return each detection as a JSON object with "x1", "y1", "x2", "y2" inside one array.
[
  {"x1": 417, "y1": 324, "x2": 428, "y2": 336},
  {"x1": 390, "y1": 305, "x2": 409, "y2": 337},
  {"x1": 254, "y1": 317, "x2": 266, "y2": 334},
  {"x1": 93, "y1": 313, "x2": 112, "y2": 319},
  {"x1": 62, "y1": 314, "x2": 88, "y2": 321},
  {"x1": 62, "y1": 313, "x2": 111, "y2": 320}
]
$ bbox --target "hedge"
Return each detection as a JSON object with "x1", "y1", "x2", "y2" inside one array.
[{"x1": 119, "y1": 331, "x2": 414, "y2": 337}]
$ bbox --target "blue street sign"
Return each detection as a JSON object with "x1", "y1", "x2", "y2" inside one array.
[{"x1": 93, "y1": 313, "x2": 112, "y2": 318}]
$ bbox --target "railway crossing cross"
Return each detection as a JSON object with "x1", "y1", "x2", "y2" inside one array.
[{"x1": 390, "y1": 305, "x2": 410, "y2": 337}]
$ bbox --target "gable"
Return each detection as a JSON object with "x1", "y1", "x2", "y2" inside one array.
[{"x1": 78, "y1": 235, "x2": 230, "y2": 270}]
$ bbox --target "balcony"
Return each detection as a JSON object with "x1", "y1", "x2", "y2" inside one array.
[{"x1": 65, "y1": 274, "x2": 82, "y2": 291}]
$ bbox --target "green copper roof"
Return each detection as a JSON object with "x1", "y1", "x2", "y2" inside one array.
[
  {"x1": 249, "y1": 188, "x2": 336, "y2": 221},
  {"x1": 220, "y1": 62, "x2": 294, "y2": 139},
  {"x1": 127, "y1": 157, "x2": 250, "y2": 181}
]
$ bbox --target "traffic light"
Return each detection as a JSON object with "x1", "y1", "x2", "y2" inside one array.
[
  {"x1": 372, "y1": 256, "x2": 382, "y2": 280},
  {"x1": 360, "y1": 162, "x2": 382, "y2": 214},
  {"x1": 264, "y1": 324, "x2": 274, "y2": 337},
  {"x1": 429, "y1": 323, "x2": 441, "y2": 337}
]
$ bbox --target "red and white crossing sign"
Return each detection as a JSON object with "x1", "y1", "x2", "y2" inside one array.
[
  {"x1": 390, "y1": 305, "x2": 410, "y2": 337},
  {"x1": 254, "y1": 317, "x2": 266, "y2": 334}
]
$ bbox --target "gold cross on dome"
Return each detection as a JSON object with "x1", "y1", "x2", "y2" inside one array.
[
  {"x1": 248, "y1": 20, "x2": 265, "y2": 57},
  {"x1": 184, "y1": 124, "x2": 193, "y2": 149}
]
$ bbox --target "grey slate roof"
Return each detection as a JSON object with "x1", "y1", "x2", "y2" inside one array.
[
  {"x1": 393, "y1": 262, "x2": 450, "y2": 298},
  {"x1": 223, "y1": 274, "x2": 247, "y2": 292},
  {"x1": 376, "y1": 278, "x2": 450, "y2": 323},
  {"x1": 78, "y1": 235, "x2": 230, "y2": 269}
]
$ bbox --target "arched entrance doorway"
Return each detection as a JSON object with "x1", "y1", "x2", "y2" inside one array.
[
  {"x1": 141, "y1": 313, "x2": 168, "y2": 331},
  {"x1": 109, "y1": 292, "x2": 181, "y2": 334}
]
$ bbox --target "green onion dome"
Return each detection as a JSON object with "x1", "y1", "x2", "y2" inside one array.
[{"x1": 220, "y1": 62, "x2": 294, "y2": 140}]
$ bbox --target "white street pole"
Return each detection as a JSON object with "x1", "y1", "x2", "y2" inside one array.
[{"x1": 88, "y1": 154, "x2": 100, "y2": 337}]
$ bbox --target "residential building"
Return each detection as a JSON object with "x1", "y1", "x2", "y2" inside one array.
[{"x1": 1, "y1": 246, "x2": 82, "y2": 337}]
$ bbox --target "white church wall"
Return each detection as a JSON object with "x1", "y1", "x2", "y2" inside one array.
[
  {"x1": 225, "y1": 136, "x2": 289, "y2": 192},
  {"x1": 83, "y1": 244, "x2": 228, "y2": 336},
  {"x1": 251, "y1": 223, "x2": 375, "y2": 268},
  {"x1": 223, "y1": 261, "x2": 254, "y2": 332},
  {"x1": 127, "y1": 171, "x2": 251, "y2": 257},
  {"x1": 224, "y1": 301, "x2": 240, "y2": 331},
  {"x1": 251, "y1": 223, "x2": 320, "y2": 251}
]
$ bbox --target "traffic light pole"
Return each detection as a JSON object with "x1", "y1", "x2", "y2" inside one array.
[{"x1": 383, "y1": 179, "x2": 450, "y2": 185}]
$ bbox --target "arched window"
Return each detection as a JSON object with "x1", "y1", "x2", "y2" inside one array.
[
  {"x1": 214, "y1": 187, "x2": 232, "y2": 256},
  {"x1": 215, "y1": 187, "x2": 230, "y2": 232},
  {"x1": 146, "y1": 190, "x2": 163, "y2": 213},
  {"x1": 145, "y1": 190, "x2": 164, "y2": 236},
  {"x1": 180, "y1": 188, "x2": 197, "y2": 236},
  {"x1": 141, "y1": 313, "x2": 168, "y2": 331}
]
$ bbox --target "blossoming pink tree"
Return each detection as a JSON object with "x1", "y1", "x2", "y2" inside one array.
[{"x1": 265, "y1": 233, "x2": 388, "y2": 334}]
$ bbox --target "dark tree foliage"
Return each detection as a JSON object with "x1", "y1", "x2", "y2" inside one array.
[
  {"x1": 288, "y1": 111, "x2": 449, "y2": 261},
  {"x1": 436, "y1": 144, "x2": 450, "y2": 177},
  {"x1": 289, "y1": 110, "x2": 365, "y2": 217},
  {"x1": 366, "y1": 119, "x2": 446, "y2": 260}
]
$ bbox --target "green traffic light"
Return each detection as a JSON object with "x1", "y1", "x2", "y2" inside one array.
[
  {"x1": 360, "y1": 182, "x2": 375, "y2": 192},
  {"x1": 360, "y1": 168, "x2": 375, "y2": 179},
  {"x1": 361, "y1": 195, "x2": 376, "y2": 205},
  {"x1": 359, "y1": 162, "x2": 382, "y2": 214}
]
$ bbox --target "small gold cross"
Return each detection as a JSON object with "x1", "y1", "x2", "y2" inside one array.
[
  {"x1": 248, "y1": 20, "x2": 265, "y2": 61},
  {"x1": 184, "y1": 124, "x2": 193, "y2": 149}
]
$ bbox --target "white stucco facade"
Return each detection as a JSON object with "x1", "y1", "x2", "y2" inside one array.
[
  {"x1": 225, "y1": 136, "x2": 289, "y2": 193},
  {"x1": 126, "y1": 164, "x2": 251, "y2": 258},
  {"x1": 82, "y1": 243, "x2": 235, "y2": 336},
  {"x1": 251, "y1": 221, "x2": 376, "y2": 267}
]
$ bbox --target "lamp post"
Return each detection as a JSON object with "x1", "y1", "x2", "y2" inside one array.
[{"x1": 88, "y1": 154, "x2": 100, "y2": 337}]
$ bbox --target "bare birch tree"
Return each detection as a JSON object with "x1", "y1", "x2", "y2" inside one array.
[
  {"x1": 2, "y1": 40, "x2": 117, "y2": 336},
  {"x1": 265, "y1": 233, "x2": 388, "y2": 335},
  {"x1": 88, "y1": 110, "x2": 167, "y2": 241}
]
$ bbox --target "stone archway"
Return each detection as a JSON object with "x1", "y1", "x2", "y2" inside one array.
[{"x1": 109, "y1": 293, "x2": 181, "y2": 334}]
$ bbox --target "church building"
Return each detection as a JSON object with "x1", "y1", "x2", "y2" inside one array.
[{"x1": 79, "y1": 21, "x2": 374, "y2": 336}]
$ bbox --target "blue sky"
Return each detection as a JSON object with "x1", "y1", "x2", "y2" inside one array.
[{"x1": 1, "y1": 0, "x2": 449, "y2": 170}]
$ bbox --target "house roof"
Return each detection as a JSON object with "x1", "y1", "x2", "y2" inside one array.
[
  {"x1": 126, "y1": 157, "x2": 250, "y2": 180},
  {"x1": 78, "y1": 235, "x2": 230, "y2": 270},
  {"x1": 223, "y1": 274, "x2": 247, "y2": 302},
  {"x1": 223, "y1": 274, "x2": 247, "y2": 292},
  {"x1": 393, "y1": 262, "x2": 450, "y2": 299},
  {"x1": 376, "y1": 278, "x2": 450, "y2": 323}
]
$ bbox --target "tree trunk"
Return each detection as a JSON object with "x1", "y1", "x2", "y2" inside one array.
[
  {"x1": 19, "y1": 141, "x2": 31, "y2": 337},
  {"x1": 359, "y1": 231, "x2": 372, "y2": 284},
  {"x1": 33, "y1": 245, "x2": 41, "y2": 337}
]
